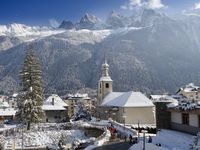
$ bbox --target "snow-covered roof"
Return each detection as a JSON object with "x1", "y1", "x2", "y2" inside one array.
[
  {"x1": 150, "y1": 95, "x2": 179, "y2": 103},
  {"x1": 42, "y1": 94, "x2": 68, "y2": 111},
  {"x1": 0, "y1": 108, "x2": 16, "y2": 116},
  {"x1": 179, "y1": 83, "x2": 200, "y2": 93},
  {"x1": 67, "y1": 93, "x2": 90, "y2": 100},
  {"x1": 167, "y1": 96, "x2": 200, "y2": 110},
  {"x1": 101, "y1": 91, "x2": 154, "y2": 107},
  {"x1": 0, "y1": 101, "x2": 10, "y2": 108},
  {"x1": 68, "y1": 93, "x2": 88, "y2": 98},
  {"x1": 12, "y1": 93, "x2": 18, "y2": 98},
  {"x1": 42, "y1": 105, "x2": 66, "y2": 111},
  {"x1": 99, "y1": 76, "x2": 112, "y2": 82}
]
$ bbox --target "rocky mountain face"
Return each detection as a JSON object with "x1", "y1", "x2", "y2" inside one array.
[
  {"x1": 1, "y1": 8, "x2": 200, "y2": 95},
  {"x1": 59, "y1": 20, "x2": 74, "y2": 29}
]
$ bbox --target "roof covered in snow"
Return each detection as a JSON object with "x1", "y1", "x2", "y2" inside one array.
[
  {"x1": 99, "y1": 76, "x2": 113, "y2": 82},
  {"x1": 150, "y1": 94, "x2": 182, "y2": 103},
  {"x1": 179, "y1": 83, "x2": 200, "y2": 93},
  {"x1": 168, "y1": 100, "x2": 200, "y2": 110},
  {"x1": 66, "y1": 93, "x2": 91, "y2": 100},
  {"x1": 0, "y1": 108, "x2": 16, "y2": 116},
  {"x1": 42, "y1": 94, "x2": 68, "y2": 111},
  {"x1": 101, "y1": 91, "x2": 154, "y2": 107},
  {"x1": 0, "y1": 101, "x2": 9, "y2": 108}
]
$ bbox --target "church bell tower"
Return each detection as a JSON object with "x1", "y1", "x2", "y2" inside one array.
[{"x1": 98, "y1": 59, "x2": 113, "y2": 105}]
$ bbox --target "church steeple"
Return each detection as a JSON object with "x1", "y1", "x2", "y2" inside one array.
[
  {"x1": 102, "y1": 58, "x2": 109, "y2": 77},
  {"x1": 98, "y1": 59, "x2": 113, "y2": 105}
]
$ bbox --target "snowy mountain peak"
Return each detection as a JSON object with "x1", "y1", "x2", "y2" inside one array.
[
  {"x1": 80, "y1": 13, "x2": 101, "y2": 24},
  {"x1": 77, "y1": 13, "x2": 102, "y2": 29},
  {"x1": 59, "y1": 20, "x2": 74, "y2": 29},
  {"x1": 106, "y1": 11, "x2": 125, "y2": 28}
]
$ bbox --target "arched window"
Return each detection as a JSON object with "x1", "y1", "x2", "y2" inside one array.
[{"x1": 106, "y1": 83, "x2": 109, "y2": 88}]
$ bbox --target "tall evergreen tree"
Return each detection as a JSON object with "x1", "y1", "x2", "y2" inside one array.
[{"x1": 16, "y1": 46, "x2": 44, "y2": 130}]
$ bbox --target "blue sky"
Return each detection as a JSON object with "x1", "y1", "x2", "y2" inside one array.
[{"x1": 0, "y1": 0, "x2": 200, "y2": 26}]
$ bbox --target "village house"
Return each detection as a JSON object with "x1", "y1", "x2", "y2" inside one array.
[
  {"x1": 168, "y1": 100, "x2": 200, "y2": 135},
  {"x1": 0, "y1": 101, "x2": 16, "y2": 123},
  {"x1": 150, "y1": 94, "x2": 181, "y2": 129},
  {"x1": 151, "y1": 83, "x2": 200, "y2": 135},
  {"x1": 64, "y1": 93, "x2": 95, "y2": 118},
  {"x1": 7, "y1": 93, "x2": 18, "y2": 109},
  {"x1": 42, "y1": 94, "x2": 69, "y2": 123},
  {"x1": 167, "y1": 83, "x2": 200, "y2": 134},
  {"x1": 177, "y1": 83, "x2": 200, "y2": 102},
  {"x1": 97, "y1": 60, "x2": 156, "y2": 125}
]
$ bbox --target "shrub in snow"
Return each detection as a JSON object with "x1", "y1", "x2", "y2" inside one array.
[
  {"x1": 190, "y1": 132, "x2": 200, "y2": 150},
  {"x1": 0, "y1": 135, "x2": 4, "y2": 150},
  {"x1": 73, "y1": 102, "x2": 91, "y2": 121}
]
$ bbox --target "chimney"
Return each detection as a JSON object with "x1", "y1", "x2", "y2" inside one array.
[{"x1": 52, "y1": 98, "x2": 54, "y2": 105}]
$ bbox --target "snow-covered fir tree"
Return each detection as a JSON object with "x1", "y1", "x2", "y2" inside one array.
[{"x1": 16, "y1": 46, "x2": 44, "y2": 130}]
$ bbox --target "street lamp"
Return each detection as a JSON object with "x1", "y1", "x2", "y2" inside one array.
[
  {"x1": 141, "y1": 130, "x2": 148, "y2": 150},
  {"x1": 21, "y1": 124, "x2": 24, "y2": 150},
  {"x1": 112, "y1": 112, "x2": 116, "y2": 121},
  {"x1": 122, "y1": 113, "x2": 126, "y2": 132},
  {"x1": 137, "y1": 121, "x2": 140, "y2": 140},
  {"x1": 105, "y1": 110, "x2": 108, "y2": 120}
]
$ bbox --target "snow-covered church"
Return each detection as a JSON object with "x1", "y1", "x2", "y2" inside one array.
[{"x1": 97, "y1": 60, "x2": 156, "y2": 125}]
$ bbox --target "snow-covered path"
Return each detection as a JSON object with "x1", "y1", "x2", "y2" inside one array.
[{"x1": 129, "y1": 129, "x2": 193, "y2": 150}]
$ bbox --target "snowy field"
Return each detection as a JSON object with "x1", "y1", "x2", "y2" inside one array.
[
  {"x1": 129, "y1": 129, "x2": 193, "y2": 150},
  {"x1": 2, "y1": 121, "x2": 110, "y2": 149},
  {"x1": 5, "y1": 129, "x2": 87, "y2": 149}
]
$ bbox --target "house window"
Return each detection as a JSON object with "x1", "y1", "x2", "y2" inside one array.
[
  {"x1": 105, "y1": 83, "x2": 109, "y2": 88},
  {"x1": 182, "y1": 113, "x2": 189, "y2": 125}
]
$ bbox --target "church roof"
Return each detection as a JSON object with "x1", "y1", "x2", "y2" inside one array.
[
  {"x1": 99, "y1": 76, "x2": 113, "y2": 82},
  {"x1": 101, "y1": 91, "x2": 154, "y2": 107}
]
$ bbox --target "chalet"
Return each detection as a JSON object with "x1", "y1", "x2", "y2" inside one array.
[
  {"x1": 177, "y1": 83, "x2": 200, "y2": 102},
  {"x1": 0, "y1": 101, "x2": 16, "y2": 122},
  {"x1": 151, "y1": 83, "x2": 200, "y2": 135},
  {"x1": 42, "y1": 94, "x2": 69, "y2": 123},
  {"x1": 168, "y1": 99, "x2": 200, "y2": 135}
]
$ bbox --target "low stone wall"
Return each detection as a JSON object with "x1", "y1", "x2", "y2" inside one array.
[
  {"x1": 110, "y1": 120, "x2": 137, "y2": 136},
  {"x1": 171, "y1": 122, "x2": 200, "y2": 135}
]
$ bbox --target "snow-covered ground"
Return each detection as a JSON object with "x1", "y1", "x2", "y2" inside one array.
[
  {"x1": 129, "y1": 129, "x2": 193, "y2": 150},
  {"x1": 84, "y1": 129, "x2": 111, "y2": 150},
  {"x1": 5, "y1": 129, "x2": 87, "y2": 149},
  {"x1": 0, "y1": 124, "x2": 16, "y2": 132},
  {"x1": 2, "y1": 121, "x2": 110, "y2": 149}
]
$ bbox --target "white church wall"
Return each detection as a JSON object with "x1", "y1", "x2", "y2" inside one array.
[{"x1": 124, "y1": 107, "x2": 156, "y2": 124}]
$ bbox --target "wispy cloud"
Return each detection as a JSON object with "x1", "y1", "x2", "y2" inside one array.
[
  {"x1": 121, "y1": 0, "x2": 166, "y2": 10},
  {"x1": 148, "y1": 0, "x2": 165, "y2": 9},
  {"x1": 194, "y1": 2, "x2": 200, "y2": 9},
  {"x1": 49, "y1": 19, "x2": 59, "y2": 28}
]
